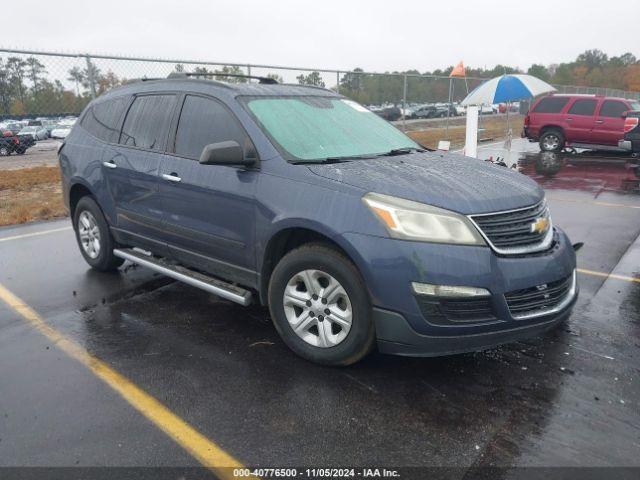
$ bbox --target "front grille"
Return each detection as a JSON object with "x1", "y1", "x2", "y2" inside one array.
[
  {"x1": 416, "y1": 296, "x2": 496, "y2": 325},
  {"x1": 505, "y1": 272, "x2": 575, "y2": 319},
  {"x1": 470, "y1": 201, "x2": 552, "y2": 254}
]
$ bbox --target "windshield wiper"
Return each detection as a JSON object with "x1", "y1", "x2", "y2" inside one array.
[
  {"x1": 377, "y1": 147, "x2": 426, "y2": 157},
  {"x1": 292, "y1": 154, "x2": 379, "y2": 165},
  {"x1": 292, "y1": 149, "x2": 426, "y2": 165}
]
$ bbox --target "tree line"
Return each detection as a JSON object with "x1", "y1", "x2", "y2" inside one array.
[
  {"x1": 337, "y1": 50, "x2": 640, "y2": 105},
  {"x1": 0, "y1": 49, "x2": 638, "y2": 116}
]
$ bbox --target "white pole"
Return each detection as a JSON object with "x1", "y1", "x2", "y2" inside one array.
[
  {"x1": 464, "y1": 105, "x2": 479, "y2": 158},
  {"x1": 504, "y1": 101, "x2": 512, "y2": 151},
  {"x1": 445, "y1": 77, "x2": 452, "y2": 137}
]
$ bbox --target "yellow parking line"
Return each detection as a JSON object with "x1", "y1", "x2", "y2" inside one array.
[
  {"x1": 0, "y1": 282, "x2": 245, "y2": 478},
  {"x1": 577, "y1": 268, "x2": 640, "y2": 284},
  {"x1": 0, "y1": 226, "x2": 72, "y2": 242},
  {"x1": 548, "y1": 197, "x2": 640, "y2": 210}
]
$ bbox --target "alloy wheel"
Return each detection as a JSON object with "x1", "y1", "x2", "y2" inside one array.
[
  {"x1": 542, "y1": 134, "x2": 560, "y2": 151},
  {"x1": 78, "y1": 210, "x2": 101, "y2": 259}
]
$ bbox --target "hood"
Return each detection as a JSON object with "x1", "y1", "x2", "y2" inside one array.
[{"x1": 307, "y1": 151, "x2": 543, "y2": 215}]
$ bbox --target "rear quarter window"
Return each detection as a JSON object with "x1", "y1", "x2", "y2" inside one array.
[
  {"x1": 532, "y1": 97, "x2": 569, "y2": 114},
  {"x1": 599, "y1": 100, "x2": 629, "y2": 118},
  {"x1": 80, "y1": 96, "x2": 130, "y2": 143}
]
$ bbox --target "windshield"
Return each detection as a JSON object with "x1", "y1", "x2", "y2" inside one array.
[
  {"x1": 244, "y1": 96, "x2": 419, "y2": 162},
  {"x1": 630, "y1": 101, "x2": 640, "y2": 111}
]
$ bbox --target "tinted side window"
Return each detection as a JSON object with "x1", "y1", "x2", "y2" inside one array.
[
  {"x1": 119, "y1": 95, "x2": 176, "y2": 151},
  {"x1": 81, "y1": 96, "x2": 129, "y2": 142},
  {"x1": 599, "y1": 100, "x2": 628, "y2": 118},
  {"x1": 568, "y1": 99, "x2": 597, "y2": 116},
  {"x1": 532, "y1": 97, "x2": 569, "y2": 113},
  {"x1": 174, "y1": 95, "x2": 252, "y2": 159}
]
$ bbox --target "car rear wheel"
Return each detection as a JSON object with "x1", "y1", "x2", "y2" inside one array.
[
  {"x1": 0, "y1": 146, "x2": 10, "y2": 156},
  {"x1": 73, "y1": 196, "x2": 124, "y2": 272},
  {"x1": 539, "y1": 129, "x2": 564, "y2": 152},
  {"x1": 268, "y1": 243, "x2": 375, "y2": 366}
]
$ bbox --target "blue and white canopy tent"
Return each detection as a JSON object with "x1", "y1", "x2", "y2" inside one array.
[
  {"x1": 461, "y1": 74, "x2": 556, "y2": 106},
  {"x1": 461, "y1": 74, "x2": 556, "y2": 155}
]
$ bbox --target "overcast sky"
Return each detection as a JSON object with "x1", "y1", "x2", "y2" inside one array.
[{"x1": 6, "y1": 0, "x2": 638, "y2": 73}]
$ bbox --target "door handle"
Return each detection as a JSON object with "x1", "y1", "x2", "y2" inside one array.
[
  {"x1": 595, "y1": 120, "x2": 604, "y2": 124},
  {"x1": 162, "y1": 173, "x2": 182, "y2": 183},
  {"x1": 565, "y1": 118, "x2": 573, "y2": 122},
  {"x1": 102, "y1": 160, "x2": 117, "y2": 169}
]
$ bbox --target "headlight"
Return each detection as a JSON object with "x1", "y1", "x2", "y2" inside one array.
[{"x1": 363, "y1": 192, "x2": 486, "y2": 245}]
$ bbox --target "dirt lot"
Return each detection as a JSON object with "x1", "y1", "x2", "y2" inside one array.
[{"x1": 407, "y1": 114, "x2": 524, "y2": 149}]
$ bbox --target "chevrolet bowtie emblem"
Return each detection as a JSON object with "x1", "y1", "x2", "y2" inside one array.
[{"x1": 530, "y1": 217, "x2": 549, "y2": 234}]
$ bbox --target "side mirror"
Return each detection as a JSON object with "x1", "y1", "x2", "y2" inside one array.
[
  {"x1": 622, "y1": 111, "x2": 629, "y2": 118},
  {"x1": 199, "y1": 140, "x2": 255, "y2": 166}
]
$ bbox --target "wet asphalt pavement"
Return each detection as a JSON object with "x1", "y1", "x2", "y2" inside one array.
[{"x1": 0, "y1": 139, "x2": 639, "y2": 476}]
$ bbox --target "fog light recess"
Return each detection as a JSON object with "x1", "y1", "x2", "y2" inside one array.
[{"x1": 411, "y1": 283, "x2": 491, "y2": 297}]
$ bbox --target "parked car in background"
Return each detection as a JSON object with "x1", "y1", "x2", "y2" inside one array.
[
  {"x1": 523, "y1": 94, "x2": 640, "y2": 152},
  {"x1": 43, "y1": 121, "x2": 60, "y2": 137},
  {"x1": 60, "y1": 75, "x2": 578, "y2": 366},
  {"x1": 436, "y1": 103, "x2": 458, "y2": 117},
  {"x1": 621, "y1": 110, "x2": 640, "y2": 154},
  {"x1": 18, "y1": 125, "x2": 48, "y2": 140},
  {"x1": 51, "y1": 126, "x2": 73, "y2": 139},
  {"x1": 479, "y1": 104, "x2": 496, "y2": 115},
  {"x1": 0, "y1": 133, "x2": 35, "y2": 156},
  {"x1": 413, "y1": 105, "x2": 439, "y2": 119},
  {"x1": 374, "y1": 106, "x2": 402, "y2": 121},
  {"x1": 401, "y1": 106, "x2": 417, "y2": 119},
  {"x1": 0, "y1": 122, "x2": 23, "y2": 135},
  {"x1": 498, "y1": 102, "x2": 520, "y2": 113}
]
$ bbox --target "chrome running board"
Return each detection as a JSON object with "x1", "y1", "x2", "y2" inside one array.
[{"x1": 113, "y1": 248, "x2": 252, "y2": 306}]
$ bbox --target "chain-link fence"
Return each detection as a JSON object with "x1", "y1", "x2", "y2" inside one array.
[{"x1": 0, "y1": 48, "x2": 638, "y2": 122}]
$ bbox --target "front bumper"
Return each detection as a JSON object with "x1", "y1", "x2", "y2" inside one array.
[
  {"x1": 622, "y1": 134, "x2": 640, "y2": 153},
  {"x1": 343, "y1": 228, "x2": 578, "y2": 356},
  {"x1": 374, "y1": 301, "x2": 575, "y2": 356}
]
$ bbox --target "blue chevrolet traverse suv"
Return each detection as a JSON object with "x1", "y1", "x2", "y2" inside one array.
[{"x1": 59, "y1": 73, "x2": 578, "y2": 366}]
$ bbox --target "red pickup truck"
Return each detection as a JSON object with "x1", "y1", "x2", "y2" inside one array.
[{"x1": 523, "y1": 94, "x2": 640, "y2": 152}]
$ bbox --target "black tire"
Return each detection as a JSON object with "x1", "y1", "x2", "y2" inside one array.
[
  {"x1": 0, "y1": 145, "x2": 10, "y2": 156},
  {"x1": 268, "y1": 243, "x2": 375, "y2": 366},
  {"x1": 73, "y1": 196, "x2": 124, "y2": 272},
  {"x1": 16, "y1": 147, "x2": 26, "y2": 155},
  {"x1": 539, "y1": 129, "x2": 565, "y2": 152}
]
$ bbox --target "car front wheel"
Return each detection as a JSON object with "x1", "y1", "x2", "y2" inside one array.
[{"x1": 268, "y1": 244, "x2": 375, "y2": 366}]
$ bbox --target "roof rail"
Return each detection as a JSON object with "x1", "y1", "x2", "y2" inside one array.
[{"x1": 167, "y1": 72, "x2": 278, "y2": 84}]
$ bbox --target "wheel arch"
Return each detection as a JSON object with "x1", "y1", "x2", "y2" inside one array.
[
  {"x1": 259, "y1": 223, "x2": 368, "y2": 305},
  {"x1": 68, "y1": 180, "x2": 96, "y2": 219},
  {"x1": 540, "y1": 124, "x2": 565, "y2": 136}
]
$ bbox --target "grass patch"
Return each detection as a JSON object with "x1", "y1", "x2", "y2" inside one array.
[{"x1": 0, "y1": 166, "x2": 67, "y2": 226}]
